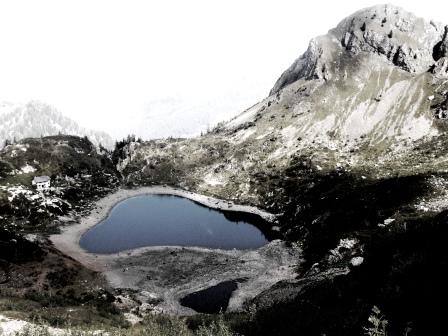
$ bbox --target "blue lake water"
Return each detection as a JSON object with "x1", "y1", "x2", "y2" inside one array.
[{"x1": 79, "y1": 194, "x2": 269, "y2": 254}]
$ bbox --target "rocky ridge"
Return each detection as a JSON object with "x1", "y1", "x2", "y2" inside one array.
[
  {"x1": 0, "y1": 101, "x2": 114, "y2": 149},
  {"x1": 271, "y1": 4, "x2": 448, "y2": 94}
]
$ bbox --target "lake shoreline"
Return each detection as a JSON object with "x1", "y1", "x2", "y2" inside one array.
[
  {"x1": 49, "y1": 186, "x2": 298, "y2": 316},
  {"x1": 79, "y1": 192, "x2": 271, "y2": 253},
  {"x1": 50, "y1": 185, "x2": 277, "y2": 270}
]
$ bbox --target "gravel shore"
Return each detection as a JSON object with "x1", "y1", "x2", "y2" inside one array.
[{"x1": 49, "y1": 186, "x2": 298, "y2": 315}]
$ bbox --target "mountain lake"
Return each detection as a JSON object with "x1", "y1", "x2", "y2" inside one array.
[{"x1": 80, "y1": 194, "x2": 270, "y2": 254}]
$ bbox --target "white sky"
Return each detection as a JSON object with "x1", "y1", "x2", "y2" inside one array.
[{"x1": 0, "y1": 0, "x2": 447, "y2": 139}]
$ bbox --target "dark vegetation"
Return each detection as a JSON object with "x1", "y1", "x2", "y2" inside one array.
[
  {"x1": 0, "y1": 227, "x2": 126, "y2": 328},
  {"x1": 0, "y1": 135, "x2": 126, "y2": 328},
  {"x1": 0, "y1": 135, "x2": 119, "y2": 232},
  {"x1": 3, "y1": 135, "x2": 448, "y2": 335},
  {"x1": 0, "y1": 228, "x2": 44, "y2": 265},
  {"x1": 111, "y1": 134, "x2": 142, "y2": 166},
  {"x1": 247, "y1": 209, "x2": 448, "y2": 336},
  {"x1": 227, "y1": 155, "x2": 448, "y2": 335}
]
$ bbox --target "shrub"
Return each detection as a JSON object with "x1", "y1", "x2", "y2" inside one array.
[
  {"x1": 364, "y1": 306, "x2": 388, "y2": 336},
  {"x1": 195, "y1": 316, "x2": 234, "y2": 336}
]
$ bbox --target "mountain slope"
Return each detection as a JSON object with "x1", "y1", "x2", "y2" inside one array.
[
  {"x1": 0, "y1": 135, "x2": 124, "y2": 328},
  {"x1": 227, "y1": 4, "x2": 447, "y2": 151},
  {"x1": 112, "y1": 4, "x2": 448, "y2": 335},
  {"x1": 0, "y1": 101, "x2": 114, "y2": 149},
  {"x1": 118, "y1": 4, "x2": 448, "y2": 199},
  {"x1": 2, "y1": 4, "x2": 448, "y2": 336}
]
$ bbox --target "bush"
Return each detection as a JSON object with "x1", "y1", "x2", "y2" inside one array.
[
  {"x1": 364, "y1": 306, "x2": 388, "y2": 336},
  {"x1": 195, "y1": 316, "x2": 234, "y2": 336},
  {"x1": 12, "y1": 324, "x2": 51, "y2": 336}
]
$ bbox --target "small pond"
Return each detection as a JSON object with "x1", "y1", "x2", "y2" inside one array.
[
  {"x1": 180, "y1": 279, "x2": 246, "y2": 313},
  {"x1": 80, "y1": 195, "x2": 270, "y2": 254}
]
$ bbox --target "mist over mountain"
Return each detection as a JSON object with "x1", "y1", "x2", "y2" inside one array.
[
  {"x1": 0, "y1": 101, "x2": 114, "y2": 148},
  {"x1": 132, "y1": 93, "x2": 266, "y2": 139}
]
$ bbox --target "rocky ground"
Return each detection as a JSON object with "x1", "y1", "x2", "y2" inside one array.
[
  {"x1": 101, "y1": 241, "x2": 299, "y2": 317},
  {"x1": 49, "y1": 186, "x2": 296, "y2": 318}
]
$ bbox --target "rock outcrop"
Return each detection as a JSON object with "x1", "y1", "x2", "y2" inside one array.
[
  {"x1": 271, "y1": 4, "x2": 446, "y2": 94},
  {"x1": 433, "y1": 25, "x2": 448, "y2": 60},
  {"x1": 431, "y1": 26, "x2": 448, "y2": 78}
]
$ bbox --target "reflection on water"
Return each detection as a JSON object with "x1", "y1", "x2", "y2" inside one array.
[{"x1": 80, "y1": 195, "x2": 269, "y2": 254}]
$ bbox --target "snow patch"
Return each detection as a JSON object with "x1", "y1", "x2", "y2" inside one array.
[
  {"x1": 20, "y1": 164, "x2": 36, "y2": 174},
  {"x1": 226, "y1": 101, "x2": 263, "y2": 129},
  {"x1": 203, "y1": 172, "x2": 226, "y2": 186},
  {"x1": 350, "y1": 256, "x2": 364, "y2": 266},
  {"x1": 232, "y1": 128, "x2": 256, "y2": 143}
]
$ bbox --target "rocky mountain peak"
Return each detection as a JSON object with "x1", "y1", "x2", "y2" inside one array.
[{"x1": 271, "y1": 4, "x2": 447, "y2": 94}]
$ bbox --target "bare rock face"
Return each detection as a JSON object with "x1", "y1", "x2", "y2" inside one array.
[
  {"x1": 335, "y1": 5, "x2": 443, "y2": 72},
  {"x1": 269, "y1": 35, "x2": 337, "y2": 94},
  {"x1": 432, "y1": 57, "x2": 448, "y2": 78},
  {"x1": 433, "y1": 26, "x2": 448, "y2": 60},
  {"x1": 271, "y1": 4, "x2": 446, "y2": 94},
  {"x1": 431, "y1": 26, "x2": 448, "y2": 78}
]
